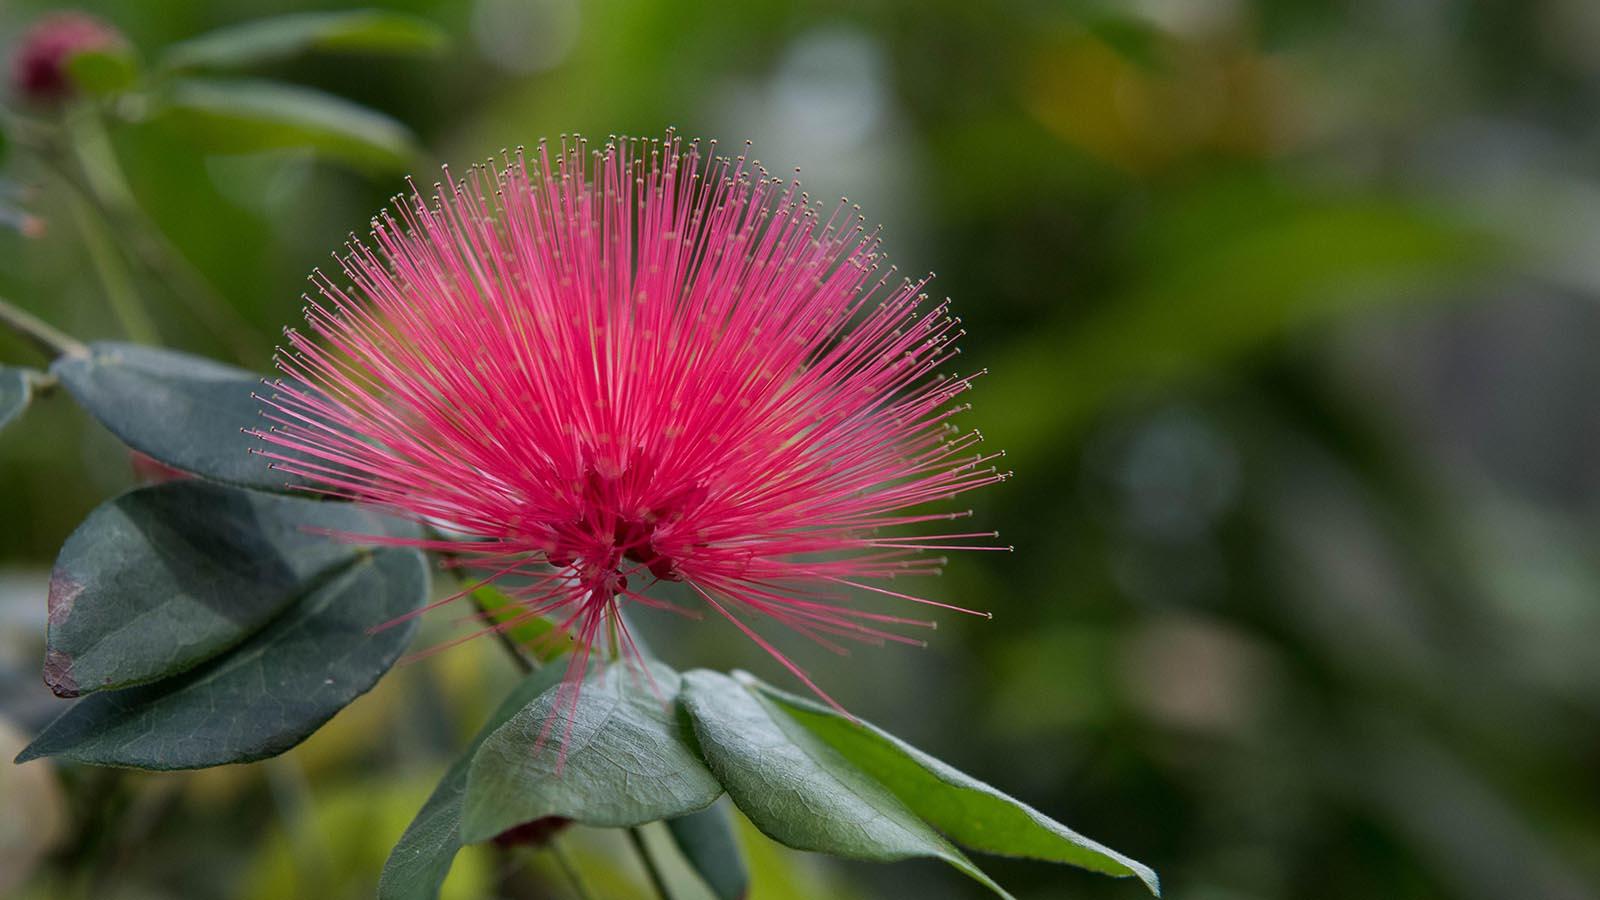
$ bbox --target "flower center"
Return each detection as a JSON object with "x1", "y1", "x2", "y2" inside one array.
[{"x1": 542, "y1": 464, "x2": 691, "y2": 597}]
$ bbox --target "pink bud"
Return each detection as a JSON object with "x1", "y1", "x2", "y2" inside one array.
[{"x1": 9, "y1": 12, "x2": 126, "y2": 104}]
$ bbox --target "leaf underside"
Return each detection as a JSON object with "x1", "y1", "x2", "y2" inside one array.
[
  {"x1": 679, "y1": 669, "x2": 1014, "y2": 899},
  {"x1": 751, "y1": 675, "x2": 1160, "y2": 894},
  {"x1": 460, "y1": 661, "x2": 721, "y2": 843}
]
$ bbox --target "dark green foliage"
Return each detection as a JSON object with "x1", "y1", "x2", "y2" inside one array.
[
  {"x1": 53, "y1": 342, "x2": 307, "y2": 494},
  {"x1": 680, "y1": 669, "x2": 1012, "y2": 898},
  {"x1": 752, "y1": 676, "x2": 1159, "y2": 893},
  {"x1": 44, "y1": 480, "x2": 409, "y2": 696},
  {"x1": 17, "y1": 547, "x2": 426, "y2": 769},
  {"x1": 380, "y1": 663, "x2": 571, "y2": 900}
]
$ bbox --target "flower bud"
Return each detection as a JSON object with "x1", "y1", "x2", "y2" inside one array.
[{"x1": 9, "y1": 12, "x2": 126, "y2": 104}]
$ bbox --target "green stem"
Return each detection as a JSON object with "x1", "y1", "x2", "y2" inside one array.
[
  {"x1": 441, "y1": 533, "x2": 665, "y2": 900},
  {"x1": 66, "y1": 186, "x2": 160, "y2": 344},
  {"x1": 0, "y1": 294, "x2": 89, "y2": 359},
  {"x1": 628, "y1": 826, "x2": 674, "y2": 900},
  {"x1": 63, "y1": 108, "x2": 266, "y2": 365},
  {"x1": 550, "y1": 839, "x2": 596, "y2": 900}
]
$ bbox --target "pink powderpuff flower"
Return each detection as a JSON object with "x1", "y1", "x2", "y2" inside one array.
[
  {"x1": 255, "y1": 133, "x2": 1009, "y2": 724},
  {"x1": 9, "y1": 12, "x2": 126, "y2": 104}
]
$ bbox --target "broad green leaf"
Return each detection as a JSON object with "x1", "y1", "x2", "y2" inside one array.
[
  {"x1": 471, "y1": 584, "x2": 570, "y2": 663},
  {"x1": 667, "y1": 801, "x2": 750, "y2": 900},
  {"x1": 0, "y1": 366, "x2": 31, "y2": 432},
  {"x1": 44, "y1": 480, "x2": 409, "y2": 697},
  {"x1": 749, "y1": 674, "x2": 1160, "y2": 894},
  {"x1": 63, "y1": 48, "x2": 138, "y2": 96},
  {"x1": 679, "y1": 670, "x2": 1012, "y2": 899},
  {"x1": 155, "y1": 78, "x2": 419, "y2": 172},
  {"x1": 162, "y1": 10, "x2": 446, "y2": 71},
  {"x1": 381, "y1": 662, "x2": 572, "y2": 900},
  {"x1": 53, "y1": 341, "x2": 310, "y2": 495},
  {"x1": 16, "y1": 547, "x2": 426, "y2": 769},
  {"x1": 460, "y1": 662, "x2": 721, "y2": 843}
]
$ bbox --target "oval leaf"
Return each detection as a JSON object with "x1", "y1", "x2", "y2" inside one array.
[
  {"x1": 53, "y1": 342, "x2": 307, "y2": 494},
  {"x1": 748, "y1": 674, "x2": 1160, "y2": 894},
  {"x1": 667, "y1": 801, "x2": 750, "y2": 900},
  {"x1": 15, "y1": 547, "x2": 426, "y2": 769},
  {"x1": 460, "y1": 662, "x2": 721, "y2": 843},
  {"x1": 679, "y1": 670, "x2": 1012, "y2": 899},
  {"x1": 162, "y1": 10, "x2": 446, "y2": 71},
  {"x1": 45, "y1": 480, "x2": 409, "y2": 698},
  {"x1": 379, "y1": 662, "x2": 571, "y2": 900},
  {"x1": 0, "y1": 366, "x2": 31, "y2": 432},
  {"x1": 154, "y1": 78, "x2": 419, "y2": 172}
]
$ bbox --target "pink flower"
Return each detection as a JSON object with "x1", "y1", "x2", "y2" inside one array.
[
  {"x1": 257, "y1": 134, "x2": 1007, "y2": 713},
  {"x1": 9, "y1": 12, "x2": 125, "y2": 103}
]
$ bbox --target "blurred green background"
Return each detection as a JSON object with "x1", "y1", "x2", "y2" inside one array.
[{"x1": 3, "y1": 1, "x2": 1598, "y2": 898}]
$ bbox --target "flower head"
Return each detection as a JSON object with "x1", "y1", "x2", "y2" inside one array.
[
  {"x1": 257, "y1": 133, "x2": 1008, "y2": 710},
  {"x1": 9, "y1": 12, "x2": 125, "y2": 104}
]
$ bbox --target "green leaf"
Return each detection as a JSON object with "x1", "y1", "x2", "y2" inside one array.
[
  {"x1": 667, "y1": 801, "x2": 750, "y2": 900},
  {"x1": 16, "y1": 547, "x2": 426, "y2": 769},
  {"x1": 381, "y1": 662, "x2": 571, "y2": 900},
  {"x1": 679, "y1": 670, "x2": 1013, "y2": 899},
  {"x1": 471, "y1": 584, "x2": 570, "y2": 663},
  {"x1": 0, "y1": 366, "x2": 32, "y2": 432},
  {"x1": 749, "y1": 674, "x2": 1160, "y2": 894},
  {"x1": 63, "y1": 47, "x2": 139, "y2": 96},
  {"x1": 154, "y1": 78, "x2": 419, "y2": 172},
  {"x1": 460, "y1": 662, "x2": 721, "y2": 843},
  {"x1": 53, "y1": 342, "x2": 309, "y2": 495},
  {"x1": 44, "y1": 480, "x2": 410, "y2": 698},
  {"x1": 162, "y1": 10, "x2": 446, "y2": 71}
]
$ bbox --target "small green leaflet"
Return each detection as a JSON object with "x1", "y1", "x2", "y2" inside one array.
[
  {"x1": 471, "y1": 583, "x2": 572, "y2": 663},
  {"x1": 63, "y1": 47, "x2": 139, "y2": 96}
]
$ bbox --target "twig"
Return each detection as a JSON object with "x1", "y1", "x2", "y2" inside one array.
[
  {"x1": 628, "y1": 826, "x2": 675, "y2": 900},
  {"x1": 550, "y1": 839, "x2": 596, "y2": 900},
  {"x1": 0, "y1": 294, "x2": 88, "y2": 359}
]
